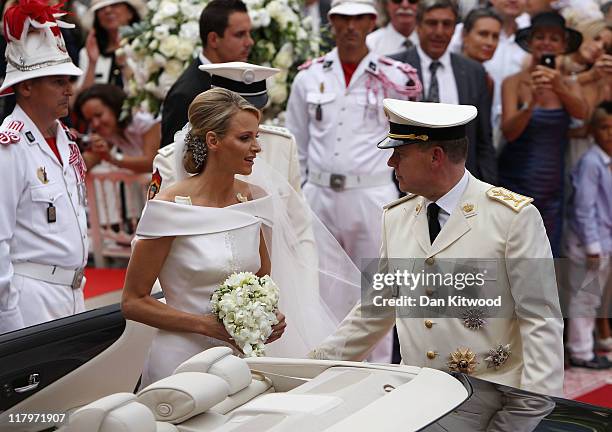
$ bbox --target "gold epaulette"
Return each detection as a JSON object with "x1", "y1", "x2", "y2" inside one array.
[
  {"x1": 383, "y1": 193, "x2": 417, "y2": 210},
  {"x1": 486, "y1": 186, "x2": 533, "y2": 212}
]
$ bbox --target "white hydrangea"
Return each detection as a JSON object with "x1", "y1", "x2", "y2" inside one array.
[
  {"x1": 159, "y1": 35, "x2": 180, "y2": 57},
  {"x1": 272, "y1": 42, "x2": 293, "y2": 69},
  {"x1": 269, "y1": 81, "x2": 288, "y2": 105},
  {"x1": 175, "y1": 39, "x2": 196, "y2": 61},
  {"x1": 179, "y1": 21, "x2": 200, "y2": 40}
]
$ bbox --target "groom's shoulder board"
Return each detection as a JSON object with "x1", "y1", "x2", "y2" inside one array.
[
  {"x1": 259, "y1": 124, "x2": 294, "y2": 140},
  {"x1": 383, "y1": 193, "x2": 417, "y2": 210}
]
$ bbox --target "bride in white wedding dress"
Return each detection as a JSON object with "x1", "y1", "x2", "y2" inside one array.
[
  {"x1": 122, "y1": 89, "x2": 287, "y2": 386},
  {"x1": 122, "y1": 89, "x2": 360, "y2": 386}
]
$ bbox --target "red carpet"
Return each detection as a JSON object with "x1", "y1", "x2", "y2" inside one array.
[
  {"x1": 575, "y1": 385, "x2": 612, "y2": 408},
  {"x1": 83, "y1": 267, "x2": 127, "y2": 298}
]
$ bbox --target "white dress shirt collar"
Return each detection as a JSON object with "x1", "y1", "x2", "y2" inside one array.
[
  {"x1": 424, "y1": 169, "x2": 469, "y2": 227},
  {"x1": 198, "y1": 51, "x2": 211, "y2": 66},
  {"x1": 416, "y1": 44, "x2": 452, "y2": 73},
  {"x1": 415, "y1": 44, "x2": 458, "y2": 104}
]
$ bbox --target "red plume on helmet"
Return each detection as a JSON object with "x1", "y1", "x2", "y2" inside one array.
[{"x1": 3, "y1": 0, "x2": 67, "y2": 40}]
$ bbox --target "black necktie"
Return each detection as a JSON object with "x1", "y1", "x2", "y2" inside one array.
[
  {"x1": 427, "y1": 203, "x2": 441, "y2": 244},
  {"x1": 427, "y1": 60, "x2": 441, "y2": 103},
  {"x1": 403, "y1": 38, "x2": 413, "y2": 49}
]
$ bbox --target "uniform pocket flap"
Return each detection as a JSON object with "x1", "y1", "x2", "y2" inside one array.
[
  {"x1": 30, "y1": 182, "x2": 64, "y2": 203},
  {"x1": 306, "y1": 92, "x2": 337, "y2": 105}
]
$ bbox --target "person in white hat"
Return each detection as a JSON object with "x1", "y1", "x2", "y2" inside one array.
[
  {"x1": 285, "y1": 0, "x2": 422, "y2": 363},
  {"x1": 311, "y1": 99, "x2": 564, "y2": 397},
  {"x1": 0, "y1": 0, "x2": 88, "y2": 334}
]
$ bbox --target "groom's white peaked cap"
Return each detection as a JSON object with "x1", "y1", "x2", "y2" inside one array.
[{"x1": 378, "y1": 100, "x2": 478, "y2": 149}]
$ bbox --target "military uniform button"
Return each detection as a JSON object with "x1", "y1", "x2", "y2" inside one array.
[
  {"x1": 424, "y1": 320, "x2": 433, "y2": 329},
  {"x1": 425, "y1": 287, "x2": 434, "y2": 296},
  {"x1": 426, "y1": 351, "x2": 437, "y2": 360},
  {"x1": 425, "y1": 257, "x2": 435, "y2": 265}
]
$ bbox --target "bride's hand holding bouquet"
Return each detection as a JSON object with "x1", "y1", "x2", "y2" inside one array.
[{"x1": 211, "y1": 272, "x2": 286, "y2": 357}]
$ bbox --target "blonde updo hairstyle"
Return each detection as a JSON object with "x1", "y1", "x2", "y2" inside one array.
[{"x1": 183, "y1": 88, "x2": 261, "y2": 174}]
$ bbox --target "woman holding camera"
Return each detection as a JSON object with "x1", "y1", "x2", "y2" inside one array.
[{"x1": 498, "y1": 12, "x2": 586, "y2": 257}]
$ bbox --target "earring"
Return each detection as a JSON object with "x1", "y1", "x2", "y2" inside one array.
[{"x1": 185, "y1": 131, "x2": 207, "y2": 170}]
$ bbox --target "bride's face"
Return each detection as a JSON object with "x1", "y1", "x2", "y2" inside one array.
[{"x1": 216, "y1": 110, "x2": 261, "y2": 175}]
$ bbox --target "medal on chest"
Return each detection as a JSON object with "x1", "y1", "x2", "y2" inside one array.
[{"x1": 68, "y1": 143, "x2": 88, "y2": 206}]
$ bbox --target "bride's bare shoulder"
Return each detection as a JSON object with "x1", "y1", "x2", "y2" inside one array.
[{"x1": 234, "y1": 178, "x2": 267, "y2": 200}]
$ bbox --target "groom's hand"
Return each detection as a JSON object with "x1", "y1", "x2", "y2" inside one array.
[{"x1": 266, "y1": 311, "x2": 286, "y2": 343}]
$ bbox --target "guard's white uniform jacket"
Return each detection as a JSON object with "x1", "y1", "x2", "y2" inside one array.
[
  {"x1": 285, "y1": 48, "x2": 421, "y2": 263},
  {"x1": 0, "y1": 105, "x2": 88, "y2": 333},
  {"x1": 312, "y1": 173, "x2": 564, "y2": 396}
]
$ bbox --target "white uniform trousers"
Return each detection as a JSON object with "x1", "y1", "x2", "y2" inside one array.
[
  {"x1": 566, "y1": 245, "x2": 611, "y2": 361},
  {"x1": 13, "y1": 274, "x2": 85, "y2": 328},
  {"x1": 303, "y1": 182, "x2": 397, "y2": 363}
]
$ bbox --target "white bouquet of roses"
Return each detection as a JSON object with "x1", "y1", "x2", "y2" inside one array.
[{"x1": 211, "y1": 272, "x2": 280, "y2": 357}]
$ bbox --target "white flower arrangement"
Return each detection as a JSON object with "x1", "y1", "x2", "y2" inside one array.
[
  {"x1": 210, "y1": 272, "x2": 280, "y2": 357},
  {"x1": 121, "y1": 0, "x2": 321, "y2": 117}
]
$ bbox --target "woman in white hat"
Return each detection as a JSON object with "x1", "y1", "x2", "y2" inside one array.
[{"x1": 77, "y1": 0, "x2": 145, "y2": 92}]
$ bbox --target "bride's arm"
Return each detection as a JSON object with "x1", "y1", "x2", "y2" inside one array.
[{"x1": 121, "y1": 237, "x2": 234, "y2": 342}]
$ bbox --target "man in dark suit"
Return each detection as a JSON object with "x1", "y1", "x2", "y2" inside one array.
[
  {"x1": 390, "y1": 0, "x2": 497, "y2": 184},
  {"x1": 160, "y1": 0, "x2": 254, "y2": 147}
]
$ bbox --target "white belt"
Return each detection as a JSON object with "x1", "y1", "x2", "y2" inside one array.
[
  {"x1": 12, "y1": 262, "x2": 85, "y2": 290},
  {"x1": 308, "y1": 171, "x2": 391, "y2": 191}
]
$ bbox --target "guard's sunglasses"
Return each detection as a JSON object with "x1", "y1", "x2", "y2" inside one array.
[{"x1": 390, "y1": 0, "x2": 418, "y2": 4}]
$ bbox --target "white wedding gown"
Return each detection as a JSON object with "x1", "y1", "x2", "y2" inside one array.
[{"x1": 136, "y1": 196, "x2": 273, "y2": 386}]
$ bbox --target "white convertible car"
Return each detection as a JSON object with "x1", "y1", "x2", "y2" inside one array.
[{"x1": 0, "y1": 301, "x2": 610, "y2": 431}]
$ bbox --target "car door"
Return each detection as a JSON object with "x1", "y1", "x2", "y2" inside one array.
[{"x1": 0, "y1": 301, "x2": 157, "y2": 432}]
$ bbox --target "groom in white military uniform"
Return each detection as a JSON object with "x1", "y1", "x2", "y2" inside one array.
[
  {"x1": 0, "y1": 0, "x2": 88, "y2": 333},
  {"x1": 312, "y1": 100, "x2": 564, "y2": 396}
]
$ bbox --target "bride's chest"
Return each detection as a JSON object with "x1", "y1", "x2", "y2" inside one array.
[{"x1": 163, "y1": 223, "x2": 262, "y2": 285}]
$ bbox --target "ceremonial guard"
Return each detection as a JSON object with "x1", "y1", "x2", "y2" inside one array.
[
  {"x1": 285, "y1": 0, "x2": 422, "y2": 267},
  {"x1": 312, "y1": 100, "x2": 564, "y2": 396},
  {"x1": 0, "y1": 0, "x2": 88, "y2": 333}
]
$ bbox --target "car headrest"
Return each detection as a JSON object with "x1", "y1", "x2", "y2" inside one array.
[
  {"x1": 173, "y1": 347, "x2": 252, "y2": 395},
  {"x1": 65, "y1": 393, "x2": 159, "y2": 432},
  {"x1": 137, "y1": 372, "x2": 230, "y2": 424}
]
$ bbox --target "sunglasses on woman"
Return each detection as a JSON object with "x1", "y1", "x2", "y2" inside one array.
[{"x1": 390, "y1": 0, "x2": 418, "y2": 4}]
